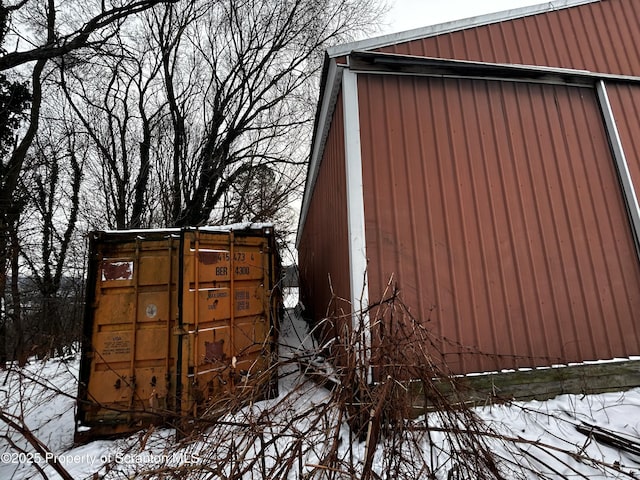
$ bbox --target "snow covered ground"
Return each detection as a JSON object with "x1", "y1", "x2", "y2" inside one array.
[{"x1": 1, "y1": 309, "x2": 639, "y2": 479}]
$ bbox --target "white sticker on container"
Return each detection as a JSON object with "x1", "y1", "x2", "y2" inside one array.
[{"x1": 146, "y1": 304, "x2": 158, "y2": 318}]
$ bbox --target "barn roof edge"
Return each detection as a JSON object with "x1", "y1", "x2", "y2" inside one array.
[{"x1": 327, "y1": 0, "x2": 600, "y2": 58}]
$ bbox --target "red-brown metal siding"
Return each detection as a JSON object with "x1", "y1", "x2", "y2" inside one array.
[
  {"x1": 298, "y1": 92, "x2": 352, "y2": 326},
  {"x1": 358, "y1": 73, "x2": 640, "y2": 373},
  {"x1": 607, "y1": 83, "x2": 640, "y2": 216},
  {"x1": 380, "y1": 0, "x2": 640, "y2": 77}
]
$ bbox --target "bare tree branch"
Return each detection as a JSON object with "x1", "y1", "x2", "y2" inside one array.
[
  {"x1": 0, "y1": 411, "x2": 74, "y2": 480},
  {"x1": 0, "y1": 0, "x2": 179, "y2": 71}
]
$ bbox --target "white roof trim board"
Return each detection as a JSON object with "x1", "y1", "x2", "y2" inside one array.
[{"x1": 328, "y1": 0, "x2": 600, "y2": 58}]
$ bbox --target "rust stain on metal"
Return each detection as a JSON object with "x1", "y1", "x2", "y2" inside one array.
[
  {"x1": 101, "y1": 260, "x2": 133, "y2": 281},
  {"x1": 204, "y1": 340, "x2": 226, "y2": 362}
]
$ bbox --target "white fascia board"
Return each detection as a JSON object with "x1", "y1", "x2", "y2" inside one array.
[
  {"x1": 342, "y1": 69, "x2": 369, "y2": 316},
  {"x1": 327, "y1": 0, "x2": 599, "y2": 58},
  {"x1": 342, "y1": 69, "x2": 372, "y2": 383},
  {"x1": 296, "y1": 59, "x2": 343, "y2": 247}
]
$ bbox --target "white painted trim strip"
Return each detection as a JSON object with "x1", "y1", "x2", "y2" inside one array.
[
  {"x1": 342, "y1": 69, "x2": 372, "y2": 384},
  {"x1": 328, "y1": 0, "x2": 599, "y2": 58},
  {"x1": 596, "y1": 80, "x2": 640, "y2": 260}
]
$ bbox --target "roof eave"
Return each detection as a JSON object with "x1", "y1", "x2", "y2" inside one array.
[{"x1": 327, "y1": 0, "x2": 600, "y2": 58}]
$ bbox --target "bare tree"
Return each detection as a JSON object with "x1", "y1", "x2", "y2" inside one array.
[
  {"x1": 59, "y1": 0, "x2": 385, "y2": 230},
  {"x1": 0, "y1": 0, "x2": 180, "y2": 365},
  {"x1": 60, "y1": 43, "x2": 164, "y2": 229},
  {"x1": 168, "y1": 0, "x2": 383, "y2": 227},
  {"x1": 0, "y1": 0, "x2": 178, "y2": 71},
  {"x1": 18, "y1": 119, "x2": 84, "y2": 358},
  {"x1": 220, "y1": 164, "x2": 292, "y2": 225},
  {"x1": 0, "y1": 0, "x2": 385, "y2": 364}
]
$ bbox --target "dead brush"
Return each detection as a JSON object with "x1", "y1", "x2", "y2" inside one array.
[
  {"x1": 325, "y1": 286, "x2": 512, "y2": 480},
  {"x1": 315, "y1": 284, "x2": 640, "y2": 480},
  {"x1": 67, "y1": 287, "x2": 640, "y2": 480}
]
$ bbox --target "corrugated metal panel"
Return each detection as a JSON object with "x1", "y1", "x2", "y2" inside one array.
[
  {"x1": 380, "y1": 0, "x2": 640, "y2": 77},
  {"x1": 357, "y1": 73, "x2": 640, "y2": 374},
  {"x1": 298, "y1": 92, "x2": 352, "y2": 328},
  {"x1": 607, "y1": 82, "x2": 640, "y2": 227},
  {"x1": 76, "y1": 227, "x2": 279, "y2": 439},
  {"x1": 327, "y1": 0, "x2": 599, "y2": 58}
]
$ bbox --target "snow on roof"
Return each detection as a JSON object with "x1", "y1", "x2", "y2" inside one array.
[{"x1": 99, "y1": 222, "x2": 274, "y2": 236}]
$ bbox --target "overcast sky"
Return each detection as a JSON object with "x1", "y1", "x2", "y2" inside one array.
[{"x1": 383, "y1": 0, "x2": 549, "y2": 34}]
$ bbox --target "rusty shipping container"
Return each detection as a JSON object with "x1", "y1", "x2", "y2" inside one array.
[{"x1": 75, "y1": 225, "x2": 280, "y2": 440}]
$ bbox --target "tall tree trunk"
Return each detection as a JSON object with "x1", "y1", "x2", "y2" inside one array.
[
  {"x1": 10, "y1": 222, "x2": 23, "y2": 365},
  {"x1": 0, "y1": 233, "x2": 7, "y2": 369},
  {"x1": 0, "y1": 52, "x2": 46, "y2": 366}
]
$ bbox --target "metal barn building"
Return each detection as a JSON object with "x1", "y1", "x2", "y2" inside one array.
[{"x1": 296, "y1": 0, "x2": 640, "y2": 375}]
